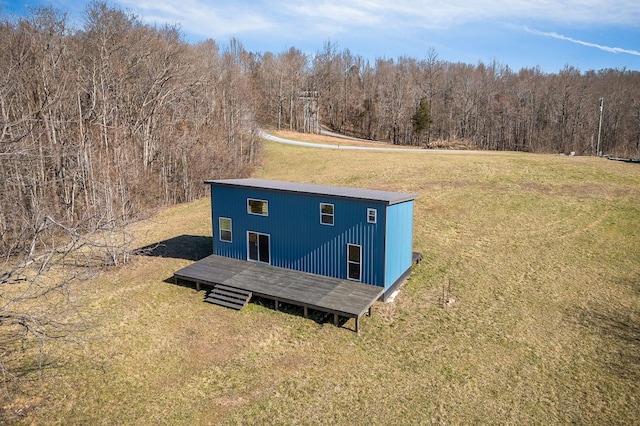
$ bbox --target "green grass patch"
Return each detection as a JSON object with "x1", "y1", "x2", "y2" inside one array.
[{"x1": 6, "y1": 142, "x2": 639, "y2": 424}]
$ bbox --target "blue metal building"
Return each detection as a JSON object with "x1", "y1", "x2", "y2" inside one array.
[{"x1": 206, "y1": 178, "x2": 417, "y2": 299}]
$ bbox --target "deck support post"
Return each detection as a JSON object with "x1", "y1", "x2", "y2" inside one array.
[
  {"x1": 356, "y1": 317, "x2": 360, "y2": 334},
  {"x1": 196, "y1": 281, "x2": 200, "y2": 291},
  {"x1": 334, "y1": 313, "x2": 339, "y2": 326},
  {"x1": 303, "y1": 306, "x2": 308, "y2": 318},
  {"x1": 368, "y1": 306, "x2": 372, "y2": 317},
  {"x1": 274, "y1": 298, "x2": 279, "y2": 311}
]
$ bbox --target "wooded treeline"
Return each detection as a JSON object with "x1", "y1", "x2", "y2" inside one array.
[
  {"x1": 1, "y1": 3, "x2": 259, "y2": 256},
  {"x1": 2, "y1": 3, "x2": 640, "y2": 255},
  {"x1": 259, "y1": 43, "x2": 640, "y2": 156}
]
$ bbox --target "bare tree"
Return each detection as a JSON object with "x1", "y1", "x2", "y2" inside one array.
[
  {"x1": 0, "y1": 2, "x2": 261, "y2": 397},
  {"x1": 299, "y1": 44, "x2": 640, "y2": 155},
  {"x1": 0, "y1": 208, "x2": 135, "y2": 394}
]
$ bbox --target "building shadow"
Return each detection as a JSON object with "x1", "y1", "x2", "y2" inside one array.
[
  {"x1": 243, "y1": 296, "x2": 353, "y2": 329},
  {"x1": 133, "y1": 235, "x2": 212, "y2": 261}
]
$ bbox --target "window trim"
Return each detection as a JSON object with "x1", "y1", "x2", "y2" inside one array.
[
  {"x1": 219, "y1": 217, "x2": 232, "y2": 243},
  {"x1": 320, "y1": 202, "x2": 334, "y2": 226},
  {"x1": 247, "y1": 198, "x2": 269, "y2": 216},
  {"x1": 367, "y1": 208, "x2": 377, "y2": 224},
  {"x1": 347, "y1": 243, "x2": 362, "y2": 282}
]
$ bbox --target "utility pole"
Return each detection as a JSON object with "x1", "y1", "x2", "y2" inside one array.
[
  {"x1": 596, "y1": 97, "x2": 604, "y2": 156},
  {"x1": 299, "y1": 91, "x2": 320, "y2": 134}
]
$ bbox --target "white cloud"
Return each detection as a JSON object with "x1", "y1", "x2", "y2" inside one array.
[
  {"x1": 280, "y1": 1, "x2": 385, "y2": 37},
  {"x1": 286, "y1": 2, "x2": 382, "y2": 26},
  {"x1": 112, "y1": 0, "x2": 640, "y2": 47},
  {"x1": 278, "y1": 0, "x2": 640, "y2": 29},
  {"x1": 116, "y1": 0, "x2": 275, "y2": 37},
  {"x1": 525, "y1": 27, "x2": 640, "y2": 57}
]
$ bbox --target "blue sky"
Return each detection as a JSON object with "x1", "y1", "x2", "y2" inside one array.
[{"x1": 2, "y1": 0, "x2": 639, "y2": 73}]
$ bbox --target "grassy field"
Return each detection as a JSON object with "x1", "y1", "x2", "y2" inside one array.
[{"x1": 5, "y1": 138, "x2": 640, "y2": 424}]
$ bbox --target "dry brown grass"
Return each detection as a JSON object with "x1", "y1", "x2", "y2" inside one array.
[{"x1": 6, "y1": 141, "x2": 640, "y2": 424}]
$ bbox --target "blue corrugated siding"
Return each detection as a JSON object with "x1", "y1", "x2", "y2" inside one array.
[
  {"x1": 384, "y1": 200, "x2": 414, "y2": 289},
  {"x1": 211, "y1": 185, "x2": 388, "y2": 286}
]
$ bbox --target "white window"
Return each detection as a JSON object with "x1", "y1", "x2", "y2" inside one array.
[
  {"x1": 247, "y1": 198, "x2": 268, "y2": 216},
  {"x1": 320, "y1": 203, "x2": 334, "y2": 225},
  {"x1": 367, "y1": 208, "x2": 377, "y2": 224},
  {"x1": 219, "y1": 217, "x2": 232, "y2": 242},
  {"x1": 347, "y1": 244, "x2": 362, "y2": 281}
]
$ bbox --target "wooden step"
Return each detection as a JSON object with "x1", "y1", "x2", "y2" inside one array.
[
  {"x1": 204, "y1": 285, "x2": 252, "y2": 310},
  {"x1": 214, "y1": 284, "x2": 251, "y2": 296},
  {"x1": 204, "y1": 297, "x2": 247, "y2": 310}
]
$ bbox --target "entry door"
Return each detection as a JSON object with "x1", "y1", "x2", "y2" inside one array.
[{"x1": 247, "y1": 231, "x2": 270, "y2": 264}]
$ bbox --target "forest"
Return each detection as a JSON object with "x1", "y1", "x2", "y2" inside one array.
[{"x1": 2, "y1": 2, "x2": 640, "y2": 255}]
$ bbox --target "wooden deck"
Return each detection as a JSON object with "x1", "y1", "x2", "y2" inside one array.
[{"x1": 173, "y1": 254, "x2": 385, "y2": 333}]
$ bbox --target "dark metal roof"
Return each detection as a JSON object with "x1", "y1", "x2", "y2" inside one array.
[{"x1": 205, "y1": 178, "x2": 416, "y2": 205}]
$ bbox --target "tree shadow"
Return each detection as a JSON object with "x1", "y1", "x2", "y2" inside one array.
[
  {"x1": 133, "y1": 235, "x2": 212, "y2": 261},
  {"x1": 567, "y1": 300, "x2": 640, "y2": 382},
  {"x1": 0, "y1": 333, "x2": 60, "y2": 422}
]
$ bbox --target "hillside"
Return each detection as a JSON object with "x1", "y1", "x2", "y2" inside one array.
[{"x1": 5, "y1": 137, "x2": 640, "y2": 424}]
